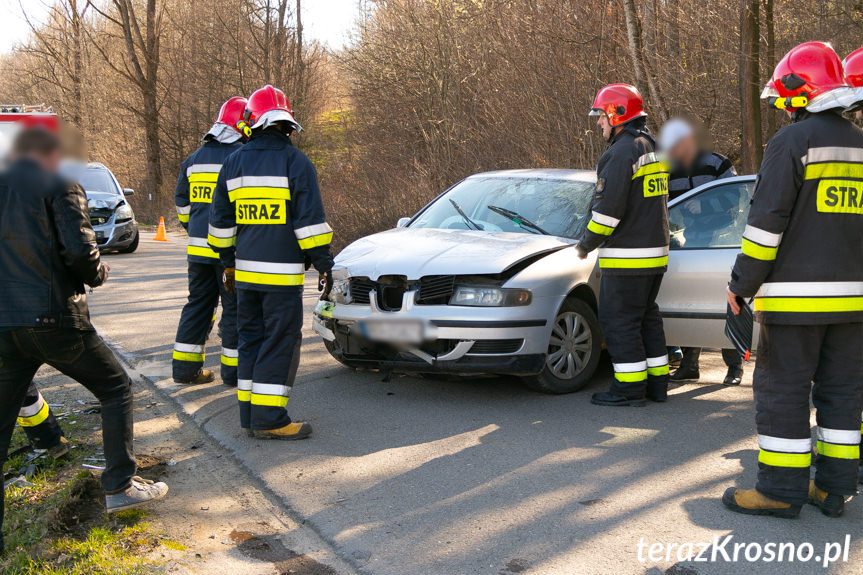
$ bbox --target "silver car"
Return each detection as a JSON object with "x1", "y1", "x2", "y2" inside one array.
[
  {"x1": 314, "y1": 170, "x2": 756, "y2": 393},
  {"x1": 62, "y1": 162, "x2": 140, "y2": 253}
]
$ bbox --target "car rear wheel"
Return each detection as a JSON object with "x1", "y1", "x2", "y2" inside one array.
[{"x1": 522, "y1": 297, "x2": 601, "y2": 394}]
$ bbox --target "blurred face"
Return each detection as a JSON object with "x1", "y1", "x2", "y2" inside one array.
[
  {"x1": 667, "y1": 134, "x2": 698, "y2": 170},
  {"x1": 32, "y1": 149, "x2": 62, "y2": 173},
  {"x1": 597, "y1": 114, "x2": 613, "y2": 140}
]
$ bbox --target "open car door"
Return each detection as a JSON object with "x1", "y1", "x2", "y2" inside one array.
[{"x1": 658, "y1": 176, "x2": 757, "y2": 349}]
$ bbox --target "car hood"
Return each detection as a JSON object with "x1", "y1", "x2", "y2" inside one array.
[
  {"x1": 85, "y1": 191, "x2": 122, "y2": 210},
  {"x1": 335, "y1": 228, "x2": 575, "y2": 280}
]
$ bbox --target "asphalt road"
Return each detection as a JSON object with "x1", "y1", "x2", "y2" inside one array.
[{"x1": 87, "y1": 230, "x2": 863, "y2": 575}]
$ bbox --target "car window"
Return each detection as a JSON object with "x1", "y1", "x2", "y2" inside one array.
[
  {"x1": 76, "y1": 169, "x2": 120, "y2": 195},
  {"x1": 669, "y1": 181, "x2": 754, "y2": 249},
  {"x1": 410, "y1": 176, "x2": 595, "y2": 239}
]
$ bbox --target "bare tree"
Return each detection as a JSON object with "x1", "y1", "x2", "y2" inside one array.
[
  {"x1": 89, "y1": 0, "x2": 164, "y2": 198},
  {"x1": 738, "y1": 0, "x2": 762, "y2": 172}
]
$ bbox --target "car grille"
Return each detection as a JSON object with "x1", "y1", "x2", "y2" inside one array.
[
  {"x1": 349, "y1": 277, "x2": 376, "y2": 305},
  {"x1": 468, "y1": 339, "x2": 524, "y2": 355},
  {"x1": 416, "y1": 275, "x2": 456, "y2": 304},
  {"x1": 90, "y1": 209, "x2": 112, "y2": 227},
  {"x1": 349, "y1": 276, "x2": 408, "y2": 310}
]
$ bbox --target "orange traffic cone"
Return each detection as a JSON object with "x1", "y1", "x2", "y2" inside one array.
[{"x1": 153, "y1": 216, "x2": 168, "y2": 242}]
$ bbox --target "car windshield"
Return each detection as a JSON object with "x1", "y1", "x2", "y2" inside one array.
[
  {"x1": 409, "y1": 176, "x2": 595, "y2": 239},
  {"x1": 77, "y1": 169, "x2": 119, "y2": 195}
]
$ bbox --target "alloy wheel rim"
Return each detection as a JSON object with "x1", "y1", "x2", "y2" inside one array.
[{"x1": 546, "y1": 310, "x2": 592, "y2": 379}]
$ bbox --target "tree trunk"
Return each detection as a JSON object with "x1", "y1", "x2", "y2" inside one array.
[
  {"x1": 69, "y1": 0, "x2": 85, "y2": 133},
  {"x1": 143, "y1": 0, "x2": 162, "y2": 196},
  {"x1": 738, "y1": 0, "x2": 762, "y2": 173},
  {"x1": 622, "y1": 0, "x2": 667, "y2": 122},
  {"x1": 764, "y1": 0, "x2": 776, "y2": 139}
]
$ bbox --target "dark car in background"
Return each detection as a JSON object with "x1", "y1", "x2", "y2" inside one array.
[{"x1": 61, "y1": 161, "x2": 139, "y2": 253}]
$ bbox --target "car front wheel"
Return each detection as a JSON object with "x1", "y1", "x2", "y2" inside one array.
[{"x1": 522, "y1": 297, "x2": 602, "y2": 394}]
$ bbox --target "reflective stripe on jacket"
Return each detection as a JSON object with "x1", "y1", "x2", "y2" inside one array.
[
  {"x1": 175, "y1": 139, "x2": 243, "y2": 264},
  {"x1": 730, "y1": 111, "x2": 863, "y2": 324},
  {"x1": 208, "y1": 128, "x2": 334, "y2": 292},
  {"x1": 578, "y1": 119, "x2": 671, "y2": 275}
]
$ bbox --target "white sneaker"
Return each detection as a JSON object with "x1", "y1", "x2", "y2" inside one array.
[{"x1": 105, "y1": 476, "x2": 168, "y2": 513}]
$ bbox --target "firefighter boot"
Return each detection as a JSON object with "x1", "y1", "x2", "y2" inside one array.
[
  {"x1": 721, "y1": 487, "x2": 801, "y2": 518},
  {"x1": 47, "y1": 436, "x2": 70, "y2": 459},
  {"x1": 252, "y1": 421, "x2": 313, "y2": 441},
  {"x1": 647, "y1": 381, "x2": 667, "y2": 402},
  {"x1": 174, "y1": 369, "x2": 215, "y2": 385},
  {"x1": 807, "y1": 480, "x2": 844, "y2": 518},
  {"x1": 590, "y1": 392, "x2": 646, "y2": 407}
]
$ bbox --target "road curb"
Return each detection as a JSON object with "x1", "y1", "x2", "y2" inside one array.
[{"x1": 102, "y1": 336, "x2": 369, "y2": 575}]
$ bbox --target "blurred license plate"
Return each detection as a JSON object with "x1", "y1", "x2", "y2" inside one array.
[{"x1": 359, "y1": 319, "x2": 425, "y2": 344}]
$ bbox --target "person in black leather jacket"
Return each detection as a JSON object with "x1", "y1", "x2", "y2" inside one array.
[{"x1": 0, "y1": 128, "x2": 167, "y2": 555}]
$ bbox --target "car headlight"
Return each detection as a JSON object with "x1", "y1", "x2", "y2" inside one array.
[
  {"x1": 115, "y1": 203, "x2": 133, "y2": 222},
  {"x1": 329, "y1": 278, "x2": 351, "y2": 304},
  {"x1": 449, "y1": 286, "x2": 531, "y2": 307}
]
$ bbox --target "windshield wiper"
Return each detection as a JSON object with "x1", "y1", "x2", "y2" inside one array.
[
  {"x1": 487, "y1": 205, "x2": 550, "y2": 235},
  {"x1": 449, "y1": 199, "x2": 482, "y2": 231}
]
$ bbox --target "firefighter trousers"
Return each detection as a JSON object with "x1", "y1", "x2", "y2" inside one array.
[
  {"x1": 17, "y1": 381, "x2": 63, "y2": 449},
  {"x1": 236, "y1": 288, "x2": 302, "y2": 431},
  {"x1": 599, "y1": 274, "x2": 669, "y2": 398},
  {"x1": 753, "y1": 322, "x2": 863, "y2": 505},
  {"x1": 172, "y1": 261, "x2": 238, "y2": 386}
]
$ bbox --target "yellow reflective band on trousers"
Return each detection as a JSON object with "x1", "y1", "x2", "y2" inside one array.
[
  {"x1": 238, "y1": 390, "x2": 251, "y2": 402},
  {"x1": 228, "y1": 187, "x2": 291, "y2": 203},
  {"x1": 614, "y1": 370, "x2": 647, "y2": 383},
  {"x1": 587, "y1": 220, "x2": 614, "y2": 236},
  {"x1": 817, "y1": 441, "x2": 860, "y2": 459},
  {"x1": 235, "y1": 270, "x2": 305, "y2": 287},
  {"x1": 758, "y1": 449, "x2": 811, "y2": 468},
  {"x1": 187, "y1": 245, "x2": 219, "y2": 259},
  {"x1": 250, "y1": 394, "x2": 289, "y2": 408},
  {"x1": 600, "y1": 256, "x2": 668, "y2": 269},
  {"x1": 647, "y1": 365, "x2": 670, "y2": 376},
  {"x1": 741, "y1": 238, "x2": 778, "y2": 261},
  {"x1": 173, "y1": 351, "x2": 204, "y2": 362},
  {"x1": 297, "y1": 232, "x2": 334, "y2": 250},
  {"x1": 17, "y1": 401, "x2": 50, "y2": 427},
  {"x1": 221, "y1": 355, "x2": 238, "y2": 367},
  {"x1": 754, "y1": 297, "x2": 863, "y2": 313},
  {"x1": 178, "y1": 213, "x2": 190, "y2": 223}
]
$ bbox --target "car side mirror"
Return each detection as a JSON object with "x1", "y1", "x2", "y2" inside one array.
[
  {"x1": 122, "y1": 188, "x2": 135, "y2": 196},
  {"x1": 396, "y1": 217, "x2": 411, "y2": 228}
]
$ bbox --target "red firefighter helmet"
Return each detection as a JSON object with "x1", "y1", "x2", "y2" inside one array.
[
  {"x1": 216, "y1": 96, "x2": 249, "y2": 136},
  {"x1": 844, "y1": 47, "x2": 863, "y2": 88},
  {"x1": 762, "y1": 42, "x2": 847, "y2": 110},
  {"x1": 588, "y1": 84, "x2": 646, "y2": 127},
  {"x1": 245, "y1": 85, "x2": 301, "y2": 132}
]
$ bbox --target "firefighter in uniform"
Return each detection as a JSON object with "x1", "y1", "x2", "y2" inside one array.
[
  {"x1": 17, "y1": 382, "x2": 69, "y2": 458},
  {"x1": 845, "y1": 48, "x2": 863, "y2": 484},
  {"x1": 208, "y1": 85, "x2": 333, "y2": 439},
  {"x1": 577, "y1": 84, "x2": 671, "y2": 407},
  {"x1": 173, "y1": 97, "x2": 247, "y2": 386},
  {"x1": 722, "y1": 42, "x2": 863, "y2": 519}
]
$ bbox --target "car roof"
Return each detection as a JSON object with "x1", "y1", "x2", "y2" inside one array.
[{"x1": 466, "y1": 168, "x2": 597, "y2": 183}]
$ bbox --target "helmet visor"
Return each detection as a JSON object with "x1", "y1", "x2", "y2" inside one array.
[
  {"x1": 588, "y1": 108, "x2": 605, "y2": 117},
  {"x1": 760, "y1": 85, "x2": 780, "y2": 100}
]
